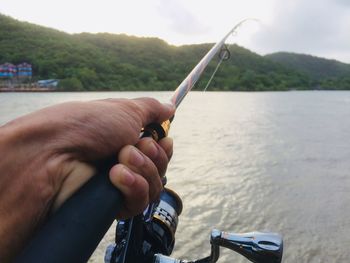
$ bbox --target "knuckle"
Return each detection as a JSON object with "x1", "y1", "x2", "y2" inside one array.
[{"x1": 134, "y1": 97, "x2": 162, "y2": 122}]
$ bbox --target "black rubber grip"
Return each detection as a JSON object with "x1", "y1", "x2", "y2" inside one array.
[{"x1": 15, "y1": 164, "x2": 122, "y2": 263}]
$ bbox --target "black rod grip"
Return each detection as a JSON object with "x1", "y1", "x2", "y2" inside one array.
[{"x1": 15, "y1": 165, "x2": 122, "y2": 263}]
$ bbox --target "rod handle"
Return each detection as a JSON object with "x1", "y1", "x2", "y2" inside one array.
[{"x1": 15, "y1": 164, "x2": 122, "y2": 263}]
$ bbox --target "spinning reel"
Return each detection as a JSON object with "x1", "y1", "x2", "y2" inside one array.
[{"x1": 105, "y1": 186, "x2": 283, "y2": 263}]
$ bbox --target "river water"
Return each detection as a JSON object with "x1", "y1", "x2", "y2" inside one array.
[{"x1": 1, "y1": 91, "x2": 350, "y2": 262}]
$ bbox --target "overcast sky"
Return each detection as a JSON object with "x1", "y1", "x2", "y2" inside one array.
[{"x1": 1, "y1": 0, "x2": 350, "y2": 63}]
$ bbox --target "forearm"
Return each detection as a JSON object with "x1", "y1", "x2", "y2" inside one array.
[{"x1": 0, "y1": 121, "x2": 58, "y2": 262}]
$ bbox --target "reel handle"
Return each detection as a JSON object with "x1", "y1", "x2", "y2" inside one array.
[
  {"x1": 154, "y1": 230, "x2": 283, "y2": 263},
  {"x1": 211, "y1": 230, "x2": 283, "y2": 263}
]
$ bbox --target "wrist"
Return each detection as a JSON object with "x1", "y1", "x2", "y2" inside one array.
[
  {"x1": 0, "y1": 117, "x2": 62, "y2": 205},
  {"x1": 0, "y1": 122, "x2": 59, "y2": 262}
]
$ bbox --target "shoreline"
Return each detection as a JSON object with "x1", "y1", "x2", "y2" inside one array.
[
  {"x1": 0, "y1": 86, "x2": 57, "y2": 92},
  {"x1": 1, "y1": 87, "x2": 349, "y2": 92}
]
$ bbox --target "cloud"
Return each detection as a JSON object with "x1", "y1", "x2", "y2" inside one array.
[
  {"x1": 156, "y1": 0, "x2": 207, "y2": 35},
  {"x1": 249, "y1": 0, "x2": 350, "y2": 62},
  {"x1": 334, "y1": 0, "x2": 350, "y2": 7}
]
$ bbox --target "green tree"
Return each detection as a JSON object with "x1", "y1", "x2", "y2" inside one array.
[{"x1": 58, "y1": 78, "x2": 84, "y2": 91}]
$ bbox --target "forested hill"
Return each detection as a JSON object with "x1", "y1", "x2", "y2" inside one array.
[
  {"x1": 265, "y1": 52, "x2": 350, "y2": 89},
  {"x1": 1, "y1": 14, "x2": 349, "y2": 91}
]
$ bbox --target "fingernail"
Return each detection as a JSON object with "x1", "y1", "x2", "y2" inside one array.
[
  {"x1": 147, "y1": 140, "x2": 159, "y2": 159},
  {"x1": 162, "y1": 137, "x2": 173, "y2": 158},
  {"x1": 121, "y1": 167, "x2": 136, "y2": 186},
  {"x1": 129, "y1": 148, "x2": 145, "y2": 166},
  {"x1": 163, "y1": 102, "x2": 175, "y2": 111}
]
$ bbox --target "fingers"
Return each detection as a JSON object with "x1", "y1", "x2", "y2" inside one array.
[
  {"x1": 109, "y1": 165, "x2": 149, "y2": 219},
  {"x1": 135, "y1": 137, "x2": 173, "y2": 178},
  {"x1": 158, "y1": 137, "x2": 173, "y2": 161},
  {"x1": 118, "y1": 145, "x2": 162, "y2": 201},
  {"x1": 109, "y1": 137, "x2": 173, "y2": 219}
]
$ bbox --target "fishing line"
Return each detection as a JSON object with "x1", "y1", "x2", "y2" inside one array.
[{"x1": 203, "y1": 18, "x2": 259, "y2": 92}]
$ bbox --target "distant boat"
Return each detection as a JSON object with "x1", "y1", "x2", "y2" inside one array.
[{"x1": 37, "y1": 79, "x2": 59, "y2": 87}]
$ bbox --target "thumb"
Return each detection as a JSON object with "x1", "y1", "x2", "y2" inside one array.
[{"x1": 133, "y1": 98, "x2": 175, "y2": 126}]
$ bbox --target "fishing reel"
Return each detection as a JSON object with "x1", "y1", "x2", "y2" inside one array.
[
  {"x1": 104, "y1": 184, "x2": 283, "y2": 263},
  {"x1": 105, "y1": 187, "x2": 183, "y2": 263}
]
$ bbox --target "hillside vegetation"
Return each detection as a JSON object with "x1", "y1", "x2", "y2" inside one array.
[
  {"x1": 266, "y1": 52, "x2": 350, "y2": 89},
  {"x1": 1, "y1": 14, "x2": 349, "y2": 91}
]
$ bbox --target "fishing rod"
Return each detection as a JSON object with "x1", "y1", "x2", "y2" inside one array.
[
  {"x1": 170, "y1": 18, "x2": 250, "y2": 108},
  {"x1": 15, "y1": 19, "x2": 281, "y2": 263},
  {"x1": 104, "y1": 19, "x2": 282, "y2": 263},
  {"x1": 100, "y1": 21, "x2": 249, "y2": 263}
]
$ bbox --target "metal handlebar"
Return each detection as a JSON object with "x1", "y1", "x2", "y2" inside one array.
[{"x1": 153, "y1": 230, "x2": 283, "y2": 263}]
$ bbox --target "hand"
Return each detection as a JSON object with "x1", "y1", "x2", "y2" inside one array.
[{"x1": 0, "y1": 97, "x2": 175, "y2": 262}]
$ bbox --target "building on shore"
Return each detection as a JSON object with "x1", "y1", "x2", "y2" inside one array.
[
  {"x1": 0, "y1": 62, "x2": 59, "y2": 91},
  {"x1": 1, "y1": 62, "x2": 30, "y2": 91},
  {"x1": 0, "y1": 62, "x2": 32, "y2": 81},
  {"x1": 17, "y1": 62, "x2": 33, "y2": 79},
  {"x1": 0, "y1": 63, "x2": 18, "y2": 78}
]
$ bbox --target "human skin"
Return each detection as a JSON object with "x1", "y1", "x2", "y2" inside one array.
[{"x1": 0, "y1": 98, "x2": 175, "y2": 262}]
